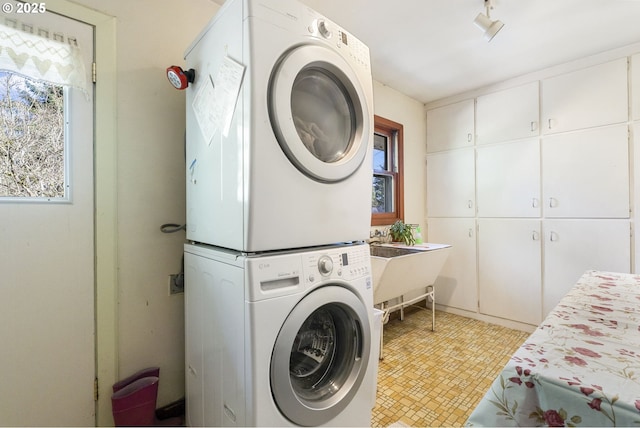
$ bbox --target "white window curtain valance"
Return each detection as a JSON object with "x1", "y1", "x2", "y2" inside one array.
[{"x1": 0, "y1": 21, "x2": 88, "y2": 95}]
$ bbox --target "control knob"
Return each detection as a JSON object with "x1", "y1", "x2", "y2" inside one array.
[
  {"x1": 318, "y1": 255, "x2": 333, "y2": 275},
  {"x1": 316, "y1": 19, "x2": 332, "y2": 39}
]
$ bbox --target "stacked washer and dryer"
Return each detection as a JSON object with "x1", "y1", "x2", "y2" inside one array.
[{"x1": 182, "y1": 0, "x2": 378, "y2": 426}]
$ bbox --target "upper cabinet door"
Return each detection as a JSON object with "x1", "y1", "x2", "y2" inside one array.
[
  {"x1": 542, "y1": 125, "x2": 629, "y2": 218},
  {"x1": 542, "y1": 58, "x2": 628, "y2": 134},
  {"x1": 476, "y1": 82, "x2": 539, "y2": 145},
  {"x1": 427, "y1": 148, "x2": 475, "y2": 217},
  {"x1": 477, "y1": 139, "x2": 541, "y2": 218},
  {"x1": 632, "y1": 54, "x2": 640, "y2": 121},
  {"x1": 426, "y1": 99, "x2": 474, "y2": 153}
]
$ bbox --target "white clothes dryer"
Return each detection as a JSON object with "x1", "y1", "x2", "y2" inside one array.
[
  {"x1": 184, "y1": 0, "x2": 374, "y2": 252},
  {"x1": 184, "y1": 242, "x2": 377, "y2": 427}
]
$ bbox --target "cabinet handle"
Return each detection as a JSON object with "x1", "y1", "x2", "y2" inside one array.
[
  {"x1": 532, "y1": 198, "x2": 539, "y2": 208},
  {"x1": 530, "y1": 121, "x2": 537, "y2": 132},
  {"x1": 550, "y1": 231, "x2": 559, "y2": 242},
  {"x1": 548, "y1": 118, "x2": 555, "y2": 129},
  {"x1": 532, "y1": 231, "x2": 540, "y2": 241},
  {"x1": 468, "y1": 228, "x2": 473, "y2": 238},
  {"x1": 548, "y1": 197, "x2": 557, "y2": 208},
  {"x1": 467, "y1": 200, "x2": 473, "y2": 209},
  {"x1": 467, "y1": 133, "x2": 472, "y2": 143}
]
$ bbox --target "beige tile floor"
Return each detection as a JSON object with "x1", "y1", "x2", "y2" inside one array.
[{"x1": 371, "y1": 306, "x2": 530, "y2": 427}]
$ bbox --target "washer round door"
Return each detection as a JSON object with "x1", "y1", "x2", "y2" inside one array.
[
  {"x1": 270, "y1": 285, "x2": 371, "y2": 426},
  {"x1": 269, "y1": 44, "x2": 371, "y2": 183}
]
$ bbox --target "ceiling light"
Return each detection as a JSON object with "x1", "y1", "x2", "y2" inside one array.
[{"x1": 474, "y1": 0, "x2": 504, "y2": 42}]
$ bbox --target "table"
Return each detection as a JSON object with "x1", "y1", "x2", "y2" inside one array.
[{"x1": 467, "y1": 270, "x2": 640, "y2": 427}]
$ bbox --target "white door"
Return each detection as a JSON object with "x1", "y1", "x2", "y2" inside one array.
[
  {"x1": 541, "y1": 58, "x2": 628, "y2": 134},
  {"x1": 0, "y1": 8, "x2": 95, "y2": 426},
  {"x1": 428, "y1": 217, "x2": 478, "y2": 312},
  {"x1": 633, "y1": 54, "x2": 640, "y2": 121},
  {"x1": 426, "y1": 148, "x2": 475, "y2": 217},
  {"x1": 543, "y1": 219, "x2": 631, "y2": 317},
  {"x1": 542, "y1": 125, "x2": 629, "y2": 218},
  {"x1": 478, "y1": 219, "x2": 542, "y2": 325},
  {"x1": 476, "y1": 81, "x2": 539, "y2": 145},
  {"x1": 476, "y1": 139, "x2": 541, "y2": 218},
  {"x1": 426, "y1": 99, "x2": 474, "y2": 153}
]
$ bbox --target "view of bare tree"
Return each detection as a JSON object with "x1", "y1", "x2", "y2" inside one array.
[{"x1": 0, "y1": 72, "x2": 65, "y2": 198}]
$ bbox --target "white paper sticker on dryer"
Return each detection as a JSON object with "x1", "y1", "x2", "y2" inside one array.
[
  {"x1": 192, "y1": 75, "x2": 217, "y2": 145},
  {"x1": 214, "y1": 55, "x2": 245, "y2": 138}
]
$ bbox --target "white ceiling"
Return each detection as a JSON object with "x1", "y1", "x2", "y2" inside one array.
[{"x1": 211, "y1": 0, "x2": 640, "y2": 104}]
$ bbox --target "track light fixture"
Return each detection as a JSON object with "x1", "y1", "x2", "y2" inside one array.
[{"x1": 474, "y1": 0, "x2": 504, "y2": 42}]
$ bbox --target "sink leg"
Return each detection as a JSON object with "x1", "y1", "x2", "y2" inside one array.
[
  {"x1": 428, "y1": 285, "x2": 435, "y2": 331},
  {"x1": 379, "y1": 302, "x2": 385, "y2": 360},
  {"x1": 379, "y1": 314, "x2": 384, "y2": 360}
]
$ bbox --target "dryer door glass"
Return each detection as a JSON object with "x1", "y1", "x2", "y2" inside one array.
[
  {"x1": 271, "y1": 286, "x2": 371, "y2": 426},
  {"x1": 291, "y1": 68, "x2": 355, "y2": 164},
  {"x1": 269, "y1": 45, "x2": 371, "y2": 182}
]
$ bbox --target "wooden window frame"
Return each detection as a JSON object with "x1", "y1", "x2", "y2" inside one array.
[{"x1": 371, "y1": 114, "x2": 404, "y2": 226}]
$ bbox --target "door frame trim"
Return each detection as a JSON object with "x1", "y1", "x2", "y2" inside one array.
[{"x1": 46, "y1": 1, "x2": 117, "y2": 425}]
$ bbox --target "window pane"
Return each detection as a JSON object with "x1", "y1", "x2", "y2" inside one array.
[
  {"x1": 372, "y1": 174, "x2": 394, "y2": 213},
  {"x1": 291, "y1": 67, "x2": 355, "y2": 163},
  {"x1": 0, "y1": 72, "x2": 65, "y2": 199},
  {"x1": 373, "y1": 133, "x2": 388, "y2": 171}
]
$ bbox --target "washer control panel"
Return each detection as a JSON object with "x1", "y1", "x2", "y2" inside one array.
[{"x1": 302, "y1": 244, "x2": 371, "y2": 285}]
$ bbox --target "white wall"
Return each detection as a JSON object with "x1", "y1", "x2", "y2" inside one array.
[
  {"x1": 372, "y1": 80, "x2": 427, "y2": 232},
  {"x1": 72, "y1": 0, "x2": 220, "y2": 414}
]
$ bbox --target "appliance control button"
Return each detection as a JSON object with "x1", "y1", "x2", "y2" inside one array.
[
  {"x1": 308, "y1": 274, "x2": 315, "y2": 283},
  {"x1": 318, "y1": 255, "x2": 333, "y2": 275},
  {"x1": 316, "y1": 19, "x2": 332, "y2": 39}
]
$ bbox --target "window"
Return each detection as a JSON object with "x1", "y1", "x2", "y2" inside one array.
[
  {"x1": 371, "y1": 115, "x2": 404, "y2": 226},
  {"x1": 0, "y1": 72, "x2": 66, "y2": 199},
  {"x1": 0, "y1": 21, "x2": 88, "y2": 201}
]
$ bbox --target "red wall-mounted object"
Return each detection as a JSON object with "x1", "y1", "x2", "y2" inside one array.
[{"x1": 166, "y1": 66, "x2": 196, "y2": 90}]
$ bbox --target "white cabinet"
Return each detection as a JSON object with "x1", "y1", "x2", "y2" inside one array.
[
  {"x1": 427, "y1": 148, "x2": 475, "y2": 217},
  {"x1": 477, "y1": 139, "x2": 541, "y2": 218},
  {"x1": 542, "y1": 125, "x2": 629, "y2": 218},
  {"x1": 633, "y1": 54, "x2": 640, "y2": 121},
  {"x1": 542, "y1": 58, "x2": 628, "y2": 134},
  {"x1": 478, "y1": 219, "x2": 542, "y2": 325},
  {"x1": 543, "y1": 219, "x2": 631, "y2": 317},
  {"x1": 426, "y1": 99, "x2": 474, "y2": 153},
  {"x1": 427, "y1": 218, "x2": 477, "y2": 312},
  {"x1": 476, "y1": 82, "x2": 539, "y2": 145},
  {"x1": 426, "y1": 54, "x2": 634, "y2": 328}
]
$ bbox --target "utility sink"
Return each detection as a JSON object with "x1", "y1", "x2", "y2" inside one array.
[
  {"x1": 369, "y1": 242, "x2": 451, "y2": 359},
  {"x1": 369, "y1": 246, "x2": 421, "y2": 258},
  {"x1": 369, "y1": 243, "x2": 451, "y2": 305}
]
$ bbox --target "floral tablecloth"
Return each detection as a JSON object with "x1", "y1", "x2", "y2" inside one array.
[{"x1": 466, "y1": 270, "x2": 640, "y2": 427}]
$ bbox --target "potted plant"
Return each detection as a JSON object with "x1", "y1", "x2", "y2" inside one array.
[{"x1": 389, "y1": 220, "x2": 415, "y2": 246}]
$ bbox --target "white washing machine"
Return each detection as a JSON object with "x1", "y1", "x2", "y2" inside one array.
[
  {"x1": 184, "y1": 242, "x2": 377, "y2": 426},
  {"x1": 184, "y1": 0, "x2": 374, "y2": 252}
]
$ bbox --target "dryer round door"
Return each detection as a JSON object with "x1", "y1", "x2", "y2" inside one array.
[
  {"x1": 270, "y1": 285, "x2": 371, "y2": 426},
  {"x1": 269, "y1": 44, "x2": 371, "y2": 182}
]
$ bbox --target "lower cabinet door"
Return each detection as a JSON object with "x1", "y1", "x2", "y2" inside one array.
[
  {"x1": 478, "y1": 219, "x2": 542, "y2": 325},
  {"x1": 543, "y1": 219, "x2": 631, "y2": 317}
]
